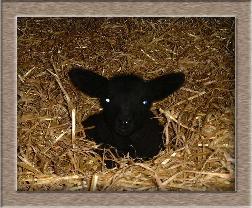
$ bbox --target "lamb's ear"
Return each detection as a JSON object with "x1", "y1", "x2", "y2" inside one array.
[
  {"x1": 147, "y1": 72, "x2": 185, "y2": 101},
  {"x1": 68, "y1": 68, "x2": 108, "y2": 98}
]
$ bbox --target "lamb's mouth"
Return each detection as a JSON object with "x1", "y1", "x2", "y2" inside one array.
[{"x1": 115, "y1": 126, "x2": 134, "y2": 136}]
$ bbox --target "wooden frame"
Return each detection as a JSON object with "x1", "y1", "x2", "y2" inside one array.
[{"x1": 1, "y1": 1, "x2": 250, "y2": 207}]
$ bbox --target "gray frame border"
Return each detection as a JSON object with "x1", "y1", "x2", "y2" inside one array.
[{"x1": 2, "y1": 1, "x2": 251, "y2": 207}]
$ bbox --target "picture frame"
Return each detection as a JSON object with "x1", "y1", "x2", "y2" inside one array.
[{"x1": 1, "y1": 1, "x2": 251, "y2": 207}]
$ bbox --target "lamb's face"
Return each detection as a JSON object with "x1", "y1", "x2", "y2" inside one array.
[
  {"x1": 69, "y1": 68, "x2": 185, "y2": 137},
  {"x1": 100, "y1": 76, "x2": 151, "y2": 136}
]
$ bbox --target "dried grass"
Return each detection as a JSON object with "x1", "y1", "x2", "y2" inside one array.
[{"x1": 17, "y1": 17, "x2": 235, "y2": 191}]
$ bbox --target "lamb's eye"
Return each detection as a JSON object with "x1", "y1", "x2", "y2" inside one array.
[
  {"x1": 142, "y1": 100, "x2": 148, "y2": 105},
  {"x1": 105, "y1": 98, "x2": 110, "y2": 103}
]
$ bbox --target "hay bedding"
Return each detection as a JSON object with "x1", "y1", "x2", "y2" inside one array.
[{"x1": 17, "y1": 17, "x2": 235, "y2": 191}]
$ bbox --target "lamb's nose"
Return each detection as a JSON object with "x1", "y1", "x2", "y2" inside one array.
[
  {"x1": 119, "y1": 118, "x2": 132, "y2": 126},
  {"x1": 122, "y1": 120, "x2": 129, "y2": 125}
]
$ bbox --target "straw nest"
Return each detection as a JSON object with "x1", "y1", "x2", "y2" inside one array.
[{"x1": 17, "y1": 17, "x2": 235, "y2": 192}]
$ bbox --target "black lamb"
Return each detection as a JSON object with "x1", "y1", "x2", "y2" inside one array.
[{"x1": 69, "y1": 68, "x2": 185, "y2": 164}]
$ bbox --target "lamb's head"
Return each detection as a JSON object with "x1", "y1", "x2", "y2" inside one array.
[{"x1": 69, "y1": 68, "x2": 185, "y2": 136}]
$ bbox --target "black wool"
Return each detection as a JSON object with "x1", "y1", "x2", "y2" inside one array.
[{"x1": 69, "y1": 68, "x2": 185, "y2": 164}]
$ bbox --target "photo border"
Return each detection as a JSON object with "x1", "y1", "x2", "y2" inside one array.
[{"x1": 1, "y1": 1, "x2": 251, "y2": 207}]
